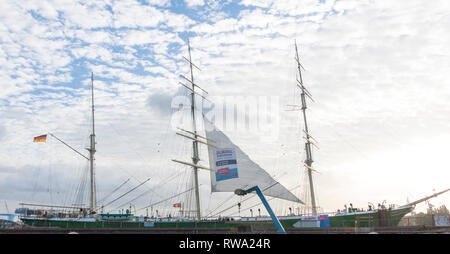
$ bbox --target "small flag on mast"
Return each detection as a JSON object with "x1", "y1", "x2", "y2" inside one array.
[
  {"x1": 33, "y1": 135, "x2": 47, "y2": 142},
  {"x1": 173, "y1": 203, "x2": 181, "y2": 208}
]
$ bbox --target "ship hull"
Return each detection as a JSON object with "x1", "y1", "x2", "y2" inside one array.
[
  {"x1": 21, "y1": 207, "x2": 413, "y2": 230},
  {"x1": 20, "y1": 218, "x2": 291, "y2": 230},
  {"x1": 329, "y1": 206, "x2": 414, "y2": 227}
]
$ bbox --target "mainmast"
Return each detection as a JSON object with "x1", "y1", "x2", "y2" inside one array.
[
  {"x1": 172, "y1": 39, "x2": 209, "y2": 220},
  {"x1": 87, "y1": 72, "x2": 97, "y2": 215},
  {"x1": 294, "y1": 41, "x2": 318, "y2": 215},
  {"x1": 187, "y1": 40, "x2": 201, "y2": 220}
]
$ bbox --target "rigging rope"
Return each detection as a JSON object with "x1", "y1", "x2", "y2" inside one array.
[
  {"x1": 217, "y1": 184, "x2": 302, "y2": 218},
  {"x1": 102, "y1": 178, "x2": 150, "y2": 208},
  {"x1": 97, "y1": 178, "x2": 130, "y2": 205},
  {"x1": 137, "y1": 186, "x2": 197, "y2": 212},
  {"x1": 115, "y1": 170, "x2": 185, "y2": 210}
]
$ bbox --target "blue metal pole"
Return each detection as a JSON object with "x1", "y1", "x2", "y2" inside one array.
[{"x1": 245, "y1": 186, "x2": 286, "y2": 234}]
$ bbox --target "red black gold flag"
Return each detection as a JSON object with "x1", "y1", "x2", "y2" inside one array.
[{"x1": 33, "y1": 135, "x2": 47, "y2": 142}]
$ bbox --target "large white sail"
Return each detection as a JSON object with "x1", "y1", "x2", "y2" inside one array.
[{"x1": 204, "y1": 119, "x2": 303, "y2": 204}]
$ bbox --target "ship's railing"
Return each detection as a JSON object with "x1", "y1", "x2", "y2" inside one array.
[{"x1": 329, "y1": 203, "x2": 402, "y2": 216}]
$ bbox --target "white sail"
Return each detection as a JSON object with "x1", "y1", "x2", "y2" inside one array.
[{"x1": 204, "y1": 119, "x2": 303, "y2": 204}]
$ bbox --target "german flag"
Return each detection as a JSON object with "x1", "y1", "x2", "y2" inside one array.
[{"x1": 33, "y1": 135, "x2": 47, "y2": 142}]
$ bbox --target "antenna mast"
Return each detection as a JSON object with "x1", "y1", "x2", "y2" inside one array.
[
  {"x1": 295, "y1": 41, "x2": 317, "y2": 215},
  {"x1": 88, "y1": 72, "x2": 97, "y2": 215}
]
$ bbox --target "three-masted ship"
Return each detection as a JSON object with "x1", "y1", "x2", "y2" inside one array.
[{"x1": 18, "y1": 41, "x2": 449, "y2": 231}]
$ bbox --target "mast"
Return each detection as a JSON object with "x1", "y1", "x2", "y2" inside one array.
[
  {"x1": 188, "y1": 40, "x2": 202, "y2": 220},
  {"x1": 88, "y1": 72, "x2": 97, "y2": 215},
  {"x1": 31, "y1": 73, "x2": 98, "y2": 216},
  {"x1": 172, "y1": 39, "x2": 207, "y2": 220},
  {"x1": 294, "y1": 41, "x2": 317, "y2": 215}
]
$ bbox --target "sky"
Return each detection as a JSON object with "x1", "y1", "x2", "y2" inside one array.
[{"x1": 0, "y1": 0, "x2": 449, "y2": 217}]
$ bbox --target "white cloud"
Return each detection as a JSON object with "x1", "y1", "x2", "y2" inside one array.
[
  {"x1": 118, "y1": 29, "x2": 181, "y2": 46},
  {"x1": 112, "y1": 1, "x2": 195, "y2": 30},
  {"x1": 240, "y1": 0, "x2": 335, "y2": 17},
  {"x1": 240, "y1": 0, "x2": 272, "y2": 8},
  {"x1": 29, "y1": 0, "x2": 115, "y2": 29},
  {"x1": 185, "y1": 0, "x2": 205, "y2": 8},
  {"x1": 146, "y1": 0, "x2": 171, "y2": 7},
  {"x1": 112, "y1": 1, "x2": 163, "y2": 28}
]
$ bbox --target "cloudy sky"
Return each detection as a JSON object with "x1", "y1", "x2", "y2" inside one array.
[{"x1": 1, "y1": 0, "x2": 449, "y2": 217}]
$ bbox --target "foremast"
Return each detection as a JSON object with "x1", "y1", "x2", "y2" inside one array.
[
  {"x1": 294, "y1": 41, "x2": 318, "y2": 215},
  {"x1": 30, "y1": 72, "x2": 98, "y2": 216}
]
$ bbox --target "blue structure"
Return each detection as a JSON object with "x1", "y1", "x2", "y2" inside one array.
[
  {"x1": 318, "y1": 215, "x2": 330, "y2": 228},
  {"x1": 235, "y1": 186, "x2": 286, "y2": 234}
]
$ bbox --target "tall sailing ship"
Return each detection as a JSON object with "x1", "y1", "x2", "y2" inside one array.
[{"x1": 18, "y1": 41, "x2": 449, "y2": 231}]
